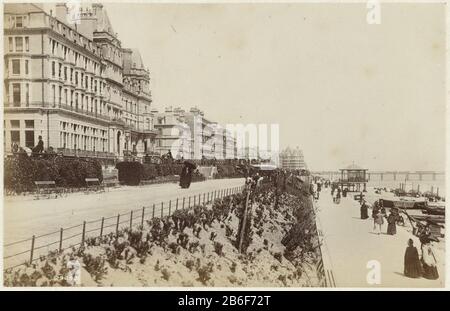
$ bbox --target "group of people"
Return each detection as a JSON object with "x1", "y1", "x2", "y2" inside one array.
[
  {"x1": 331, "y1": 186, "x2": 342, "y2": 204},
  {"x1": 11, "y1": 136, "x2": 45, "y2": 156},
  {"x1": 310, "y1": 179, "x2": 323, "y2": 200},
  {"x1": 246, "y1": 172, "x2": 264, "y2": 190},
  {"x1": 368, "y1": 201, "x2": 401, "y2": 236},
  {"x1": 404, "y1": 238, "x2": 439, "y2": 280},
  {"x1": 359, "y1": 199, "x2": 440, "y2": 280}
]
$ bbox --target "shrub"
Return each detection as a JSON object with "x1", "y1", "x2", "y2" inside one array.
[
  {"x1": 82, "y1": 253, "x2": 108, "y2": 282},
  {"x1": 142, "y1": 164, "x2": 158, "y2": 180},
  {"x1": 197, "y1": 265, "x2": 212, "y2": 285},
  {"x1": 213, "y1": 242, "x2": 224, "y2": 256},
  {"x1": 4, "y1": 155, "x2": 103, "y2": 193},
  {"x1": 116, "y1": 161, "x2": 143, "y2": 185}
]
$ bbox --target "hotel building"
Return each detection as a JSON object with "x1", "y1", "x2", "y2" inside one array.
[
  {"x1": 279, "y1": 146, "x2": 307, "y2": 170},
  {"x1": 3, "y1": 3, "x2": 157, "y2": 160}
]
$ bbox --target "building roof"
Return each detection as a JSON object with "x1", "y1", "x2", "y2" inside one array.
[
  {"x1": 129, "y1": 49, "x2": 145, "y2": 69},
  {"x1": 341, "y1": 163, "x2": 367, "y2": 170},
  {"x1": 4, "y1": 3, "x2": 45, "y2": 14},
  {"x1": 93, "y1": 3, "x2": 115, "y2": 36},
  {"x1": 280, "y1": 146, "x2": 304, "y2": 157}
]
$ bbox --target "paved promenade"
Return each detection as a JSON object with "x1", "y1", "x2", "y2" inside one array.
[
  {"x1": 4, "y1": 178, "x2": 245, "y2": 245},
  {"x1": 316, "y1": 188, "x2": 445, "y2": 288}
]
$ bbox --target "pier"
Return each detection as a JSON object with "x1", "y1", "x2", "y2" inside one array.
[{"x1": 312, "y1": 171, "x2": 445, "y2": 182}]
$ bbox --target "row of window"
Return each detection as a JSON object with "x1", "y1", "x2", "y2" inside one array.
[
  {"x1": 60, "y1": 121, "x2": 107, "y2": 138},
  {"x1": 9, "y1": 130, "x2": 35, "y2": 149},
  {"x1": 49, "y1": 38, "x2": 101, "y2": 74},
  {"x1": 6, "y1": 119, "x2": 34, "y2": 129},
  {"x1": 48, "y1": 17, "x2": 100, "y2": 55},
  {"x1": 8, "y1": 15, "x2": 27, "y2": 28},
  {"x1": 8, "y1": 36, "x2": 30, "y2": 53},
  {"x1": 51, "y1": 60, "x2": 104, "y2": 94},
  {"x1": 60, "y1": 132, "x2": 107, "y2": 152}
]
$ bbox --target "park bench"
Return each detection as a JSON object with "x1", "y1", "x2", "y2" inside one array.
[
  {"x1": 85, "y1": 178, "x2": 105, "y2": 193},
  {"x1": 34, "y1": 181, "x2": 65, "y2": 199}
]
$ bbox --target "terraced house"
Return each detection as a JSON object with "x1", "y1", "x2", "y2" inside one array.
[{"x1": 3, "y1": 3, "x2": 157, "y2": 160}]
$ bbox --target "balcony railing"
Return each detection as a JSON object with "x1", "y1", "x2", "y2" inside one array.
[{"x1": 56, "y1": 148, "x2": 116, "y2": 159}]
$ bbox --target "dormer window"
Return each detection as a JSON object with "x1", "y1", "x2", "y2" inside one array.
[{"x1": 15, "y1": 16, "x2": 23, "y2": 28}]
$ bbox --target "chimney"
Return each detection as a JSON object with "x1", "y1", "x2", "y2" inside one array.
[
  {"x1": 92, "y1": 3, "x2": 103, "y2": 16},
  {"x1": 77, "y1": 14, "x2": 96, "y2": 40},
  {"x1": 55, "y1": 3, "x2": 68, "y2": 23}
]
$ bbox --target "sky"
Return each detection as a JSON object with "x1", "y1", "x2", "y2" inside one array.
[{"x1": 55, "y1": 2, "x2": 448, "y2": 171}]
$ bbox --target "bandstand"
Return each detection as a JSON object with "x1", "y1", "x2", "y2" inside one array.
[{"x1": 338, "y1": 163, "x2": 368, "y2": 192}]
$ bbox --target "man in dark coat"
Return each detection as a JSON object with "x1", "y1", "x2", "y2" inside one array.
[
  {"x1": 32, "y1": 136, "x2": 44, "y2": 154},
  {"x1": 404, "y1": 239, "x2": 422, "y2": 278}
]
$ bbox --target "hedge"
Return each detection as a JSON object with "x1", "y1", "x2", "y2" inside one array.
[
  {"x1": 4, "y1": 154, "x2": 103, "y2": 194},
  {"x1": 215, "y1": 164, "x2": 243, "y2": 179},
  {"x1": 116, "y1": 162, "x2": 204, "y2": 185}
]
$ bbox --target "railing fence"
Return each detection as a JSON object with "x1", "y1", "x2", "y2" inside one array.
[{"x1": 3, "y1": 185, "x2": 246, "y2": 270}]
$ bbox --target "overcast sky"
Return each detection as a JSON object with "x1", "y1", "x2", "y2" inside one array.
[{"x1": 67, "y1": 2, "x2": 446, "y2": 171}]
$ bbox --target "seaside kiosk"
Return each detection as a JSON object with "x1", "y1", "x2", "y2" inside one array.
[{"x1": 339, "y1": 163, "x2": 368, "y2": 192}]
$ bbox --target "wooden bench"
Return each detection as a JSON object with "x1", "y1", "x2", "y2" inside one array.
[
  {"x1": 85, "y1": 178, "x2": 105, "y2": 193},
  {"x1": 34, "y1": 181, "x2": 64, "y2": 199}
]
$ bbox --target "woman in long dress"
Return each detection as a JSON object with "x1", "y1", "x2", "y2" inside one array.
[
  {"x1": 421, "y1": 242, "x2": 439, "y2": 280},
  {"x1": 179, "y1": 161, "x2": 196, "y2": 189},
  {"x1": 360, "y1": 201, "x2": 369, "y2": 219},
  {"x1": 179, "y1": 165, "x2": 189, "y2": 188},
  {"x1": 404, "y1": 239, "x2": 422, "y2": 278},
  {"x1": 373, "y1": 210, "x2": 384, "y2": 234},
  {"x1": 386, "y1": 212, "x2": 397, "y2": 235}
]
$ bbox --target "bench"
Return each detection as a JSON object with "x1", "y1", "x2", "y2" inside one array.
[
  {"x1": 34, "y1": 181, "x2": 65, "y2": 199},
  {"x1": 85, "y1": 178, "x2": 105, "y2": 193}
]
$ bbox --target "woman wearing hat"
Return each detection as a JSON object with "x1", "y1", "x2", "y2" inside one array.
[{"x1": 421, "y1": 240, "x2": 439, "y2": 280}]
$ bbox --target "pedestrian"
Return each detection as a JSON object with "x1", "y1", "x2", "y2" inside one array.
[
  {"x1": 179, "y1": 160, "x2": 196, "y2": 189},
  {"x1": 372, "y1": 202, "x2": 380, "y2": 219},
  {"x1": 404, "y1": 239, "x2": 422, "y2": 278},
  {"x1": 386, "y1": 211, "x2": 397, "y2": 235},
  {"x1": 310, "y1": 182, "x2": 316, "y2": 198},
  {"x1": 421, "y1": 241, "x2": 439, "y2": 280},
  {"x1": 335, "y1": 191, "x2": 341, "y2": 204},
  {"x1": 373, "y1": 210, "x2": 384, "y2": 234},
  {"x1": 360, "y1": 201, "x2": 369, "y2": 219},
  {"x1": 32, "y1": 135, "x2": 44, "y2": 154}
]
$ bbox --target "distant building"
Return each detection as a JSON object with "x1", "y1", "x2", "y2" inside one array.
[
  {"x1": 153, "y1": 107, "x2": 191, "y2": 158},
  {"x1": 152, "y1": 106, "x2": 236, "y2": 160},
  {"x1": 280, "y1": 147, "x2": 307, "y2": 170}
]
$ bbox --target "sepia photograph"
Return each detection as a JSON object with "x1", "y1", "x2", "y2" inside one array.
[{"x1": 0, "y1": 0, "x2": 447, "y2": 290}]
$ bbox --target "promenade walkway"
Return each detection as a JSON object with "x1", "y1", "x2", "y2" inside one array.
[
  {"x1": 315, "y1": 188, "x2": 445, "y2": 288},
  {"x1": 4, "y1": 178, "x2": 245, "y2": 245}
]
